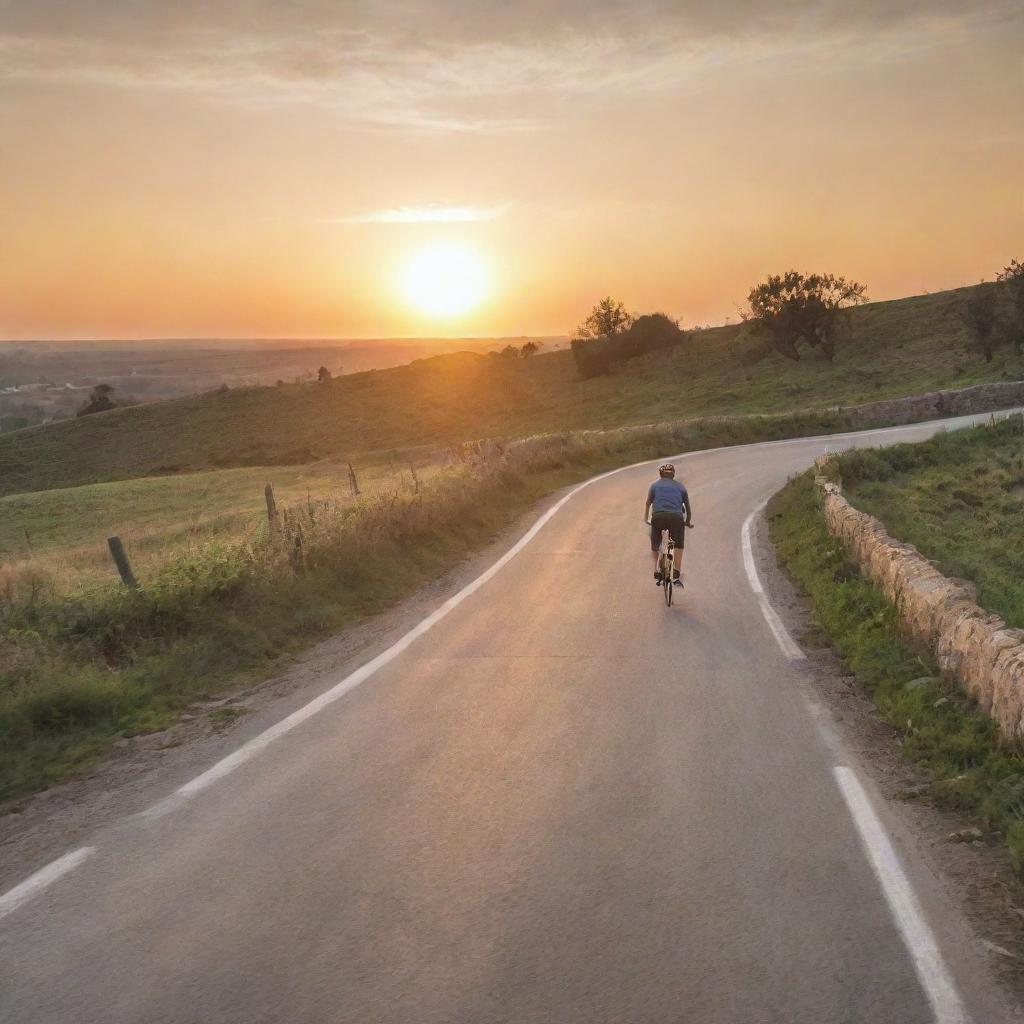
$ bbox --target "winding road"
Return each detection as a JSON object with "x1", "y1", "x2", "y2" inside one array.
[{"x1": 1, "y1": 412, "x2": 1020, "y2": 1023}]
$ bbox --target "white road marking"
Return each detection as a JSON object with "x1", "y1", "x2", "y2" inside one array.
[
  {"x1": 139, "y1": 456, "x2": 659, "y2": 821},
  {"x1": 0, "y1": 847, "x2": 96, "y2": 922},
  {"x1": 740, "y1": 501, "x2": 805, "y2": 660},
  {"x1": 834, "y1": 767, "x2": 969, "y2": 1024},
  {"x1": 4, "y1": 406, "x2": 1017, "y2": 918}
]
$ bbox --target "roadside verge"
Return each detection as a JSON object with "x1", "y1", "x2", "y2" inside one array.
[{"x1": 768, "y1": 460, "x2": 1024, "y2": 875}]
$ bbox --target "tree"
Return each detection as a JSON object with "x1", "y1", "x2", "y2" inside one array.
[
  {"x1": 76, "y1": 383, "x2": 117, "y2": 417},
  {"x1": 961, "y1": 282, "x2": 1001, "y2": 362},
  {"x1": 744, "y1": 271, "x2": 867, "y2": 361},
  {"x1": 317, "y1": 365, "x2": 332, "y2": 382},
  {"x1": 520, "y1": 340, "x2": 542, "y2": 358},
  {"x1": 571, "y1": 297, "x2": 634, "y2": 378},
  {"x1": 500, "y1": 344, "x2": 520, "y2": 359},
  {"x1": 997, "y1": 259, "x2": 1024, "y2": 354},
  {"x1": 574, "y1": 296, "x2": 633, "y2": 341}
]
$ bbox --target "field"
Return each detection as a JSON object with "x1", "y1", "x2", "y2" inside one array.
[
  {"x1": 837, "y1": 416, "x2": 1024, "y2": 629},
  {"x1": 0, "y1": 454, "x2": 442, "y2": 596},
  {"x1": 2, "y1": 285, "x2": 1022, "y2": 498}
]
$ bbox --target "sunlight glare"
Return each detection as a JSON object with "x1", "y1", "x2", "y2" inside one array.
[{"x1": 402, "y1": 243, "x2": 487, "y2": 317}]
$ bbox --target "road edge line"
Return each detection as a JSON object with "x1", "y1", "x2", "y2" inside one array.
[
  {"x1": 834, "y1": 766, "x2": 969, "y2": 1024},
  {"x1": 741, "y1": 501, "x2": 805, "y2": 661},
  {"x1": 0, "y1": 847, "x2": 96, "y2": 923}
]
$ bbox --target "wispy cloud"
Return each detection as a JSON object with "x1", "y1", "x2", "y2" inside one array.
[
  {"x1": 0, "y1": 3, "x2": 1019, "y2": 132},
  {"x1": 325, "y1": 204, "x2": 508, "y2": 225}
]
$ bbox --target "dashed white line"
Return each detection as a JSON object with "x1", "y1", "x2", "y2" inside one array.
[
  {"x1": 0, "y1": 847, "x2": 96, "y2": 922},
  {"x1": 834, "y1": 767, "x2": 968, "y2": 1024}
]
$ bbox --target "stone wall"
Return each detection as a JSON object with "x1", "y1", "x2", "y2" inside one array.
[
  {"x1": 813, "y1": 456, "x2": 1024, "y2": 741},
  {"x1": 832, "y1": 380, "x2": 1024, "y2": 429}
]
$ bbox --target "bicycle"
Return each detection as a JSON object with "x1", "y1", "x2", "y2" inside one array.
[
  {"x1": 648, "y1": 518, "x2": 693, "y2": 607},
  {"x1": 659, "y1": 530, "x2": 676, "y2": 606}
]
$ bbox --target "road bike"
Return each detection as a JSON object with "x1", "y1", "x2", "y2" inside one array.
[
  {"x1": 659, "y1": 531, "x2": 677, "y2": 606},
  {"x1": 649, "y1": 519, "x2": 693, "y2": 607}
]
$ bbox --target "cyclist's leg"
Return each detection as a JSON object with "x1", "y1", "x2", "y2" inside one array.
[
  {"x1": 650, "y1": 515, "x2": 662, "y2": 573},
  {"x1": 669, "y1": 516, "x2": 685, "y2": 580}
]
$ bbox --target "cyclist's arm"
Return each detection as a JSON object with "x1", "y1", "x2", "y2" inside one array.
[
  {"x1": 644, "y1": 498, "x2": 653, "y2": 523},
  {"x1": 683, "y1": 488, "x2": 693, "y2": 526}
]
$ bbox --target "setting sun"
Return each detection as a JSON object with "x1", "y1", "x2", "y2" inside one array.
[{"x1": 401, "y1": 243, "x2": 487, "y2": 318}]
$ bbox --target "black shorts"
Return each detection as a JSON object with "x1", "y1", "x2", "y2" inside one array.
[{"x1": 650, "y1": 512, "x2": 685, "y2": 551}]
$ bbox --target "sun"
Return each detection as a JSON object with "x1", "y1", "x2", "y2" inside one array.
[{"x1": 401, "y1": 243, "x2": 487, "y2": 317}]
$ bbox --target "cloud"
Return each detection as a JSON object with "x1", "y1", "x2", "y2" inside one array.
[
  {"x1": 325, "y1": 204, "x2": 508, "y2": 224},
  {"x1": 0, "y1": 2, "x2": 1020, "y2": 132}
]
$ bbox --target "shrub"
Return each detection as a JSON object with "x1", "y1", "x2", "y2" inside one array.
[
  {"x1": 744, "y1": 271, "x2": 867, "y2": 361},
  {"x1": 571, "y1": 308, "x2": 685, "y2": 378}
]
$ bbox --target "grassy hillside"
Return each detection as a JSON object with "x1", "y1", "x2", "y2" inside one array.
[
  {"x1": 2, "y1": 285, "x2": 1021, "y2": 497},
  {"x1": 837, "y1": 415, "x2": 1024, "y2": 628}
]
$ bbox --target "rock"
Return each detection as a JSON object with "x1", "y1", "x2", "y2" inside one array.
[
  {"x1": 933, "y1": 697, "x2": 949, "y2": 708},
  {"x1": 905, "y1": 677, "x2": 935, "y2": 690},
  {"x1": 896, "y1": 784, "x2": 931, "y2": 800},
  {"x1": 947, "y1": 827, "x2": 984, "y2": 843}
]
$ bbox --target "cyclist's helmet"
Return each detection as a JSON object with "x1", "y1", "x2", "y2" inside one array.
[{"x1": 659, "y1": 463, "x2": 675, "y2": 477}]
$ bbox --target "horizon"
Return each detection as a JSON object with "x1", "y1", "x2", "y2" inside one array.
[{"x1": 2, "y1": 1, "x2": 1022, "y2": 340}]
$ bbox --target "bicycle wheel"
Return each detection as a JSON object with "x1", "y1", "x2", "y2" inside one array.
[{"x1": 664, "y1": 557, "x2": 673, "y2": 607}]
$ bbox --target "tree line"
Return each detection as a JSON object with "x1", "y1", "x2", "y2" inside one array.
[{"x1": 569, "y1": 260, "x2": 1024, "y2": 379}]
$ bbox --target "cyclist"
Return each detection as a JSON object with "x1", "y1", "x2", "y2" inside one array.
[{"x1": 644, "y1": 463, "x2": 692, "y2": 587}]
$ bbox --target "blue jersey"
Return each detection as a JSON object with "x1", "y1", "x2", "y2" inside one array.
[{"x1": 648, "y1": 478, "x2": 689, "y2": 516}]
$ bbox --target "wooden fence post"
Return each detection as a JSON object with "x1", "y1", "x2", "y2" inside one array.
[
  {"x1": 265, "y1": 483, "x2": 279, "y2": 531},
  {"x1": 347, "y1": 462, "x2": 361, "y2": 498},
  {"x1": 107, "y1": 536, "x2": 139, "y2": 588}
]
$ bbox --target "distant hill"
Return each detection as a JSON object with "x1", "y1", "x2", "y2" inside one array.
[
  {"x1": 0, "y1": 336, "x2": 567, "y2": 429},
  {"x1": 0, "y1": 286, "x2": 1019, "y2": 498}
]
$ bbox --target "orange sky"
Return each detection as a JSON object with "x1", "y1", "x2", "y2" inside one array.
[{"x1": 1, "y1": 1, "x2": 1022, "y2": 340}]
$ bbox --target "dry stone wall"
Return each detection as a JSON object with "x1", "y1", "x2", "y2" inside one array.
[{"x1": 813, "y1": 456, "x2": 1024, "y2": 741}]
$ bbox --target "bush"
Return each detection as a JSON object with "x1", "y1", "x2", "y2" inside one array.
[{"x1": 571, "y1": 311, "x2": 685, "y2": 378}]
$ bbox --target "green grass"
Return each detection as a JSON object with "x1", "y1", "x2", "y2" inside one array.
[
  {"x1": 837, "y1": 415, "x2": 1024, "y2": 628},
  {"x1": 1, "y1": 285, "x2": 1022, "y2": 498},
  {"x1": 769, "y1": 470, "x2": 1024, "y2": 875}
]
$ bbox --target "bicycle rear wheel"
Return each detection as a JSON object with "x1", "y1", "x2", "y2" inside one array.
[{"x1": 664, "y1": 557, "x2": 673, "y2": 607}]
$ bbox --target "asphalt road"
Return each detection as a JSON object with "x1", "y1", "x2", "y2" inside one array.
[{"x1": 1, "y1": 412, "x2": 1019, "y2": 1024}]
